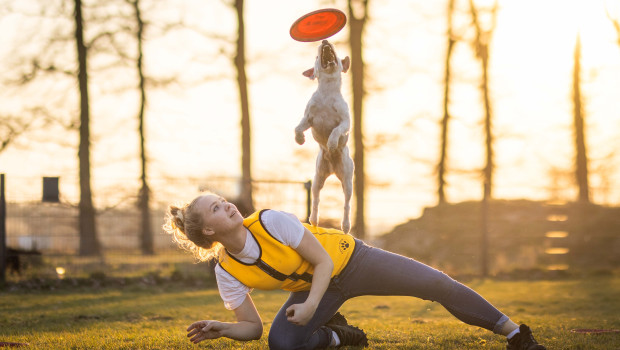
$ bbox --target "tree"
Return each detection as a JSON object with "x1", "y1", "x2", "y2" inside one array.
[
  {"x1": 469, "y1": 0, "x2": 498, "y2": 277},
  {"x1": 348, "y1": 0, "x2": 369, "y2": 239},
  {"x1": 127, "y1": 0, "x2": 153, "y2": 254},
  {"x1": 74, "y1": 0, "x2": 100, "y2": 255},
  {"x1": 98, "y1": 0, "x2": 207, "y2": 254},
  {"x1": 468, "y1": 0, "x2": 498, "y2": 201},
  {"x1": 1, "y1": 0, "x2": 101, "y2": 255},
  {"x1": 437, "y1": 0, "x2": 457, "y2": 205},
  {"x1": 572, "y1": 34, "x2": 590, "y2": 203},
  {"x1": 231, "y1": 0, "x2": 254, "y2": 216}
]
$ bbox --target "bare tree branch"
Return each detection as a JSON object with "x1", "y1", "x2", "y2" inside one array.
[
  {"x1": 606, "y1": 6, "x2": 620, "y2": 46},
  {"x1": 0, "y1": 106, "x2": 61, "y2": 153}
]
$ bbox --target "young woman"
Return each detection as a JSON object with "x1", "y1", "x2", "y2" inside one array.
[{"x1": 163, "y1": 193, "x2": 546, "y2": 349}]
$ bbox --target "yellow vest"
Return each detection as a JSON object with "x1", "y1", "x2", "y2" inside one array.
[{"x1": 218, "y1": 210, "x2": 356, "y2": 292}]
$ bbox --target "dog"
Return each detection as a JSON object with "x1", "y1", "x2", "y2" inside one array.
[
  {"x1": 5, "y1": 247, "x2": 42, "y2": 275},
  {"x1": 295, "y1": 40, "x2": 353, "y2": 233}
]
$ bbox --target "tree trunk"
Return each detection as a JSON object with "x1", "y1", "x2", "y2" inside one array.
[
  {"x1": 348, "y1": 0, "x2": 368, "y2": 239},
  {"x1": 469, "y1": 0, "x2": 498, "y2": 277},
  {"x1": 481, "y1": 46, "x2": 493, "y2": 200},
  {"x1": 131, "y1": 0, "x2": 153, "y2": 254},
  {"x1": 469, "y1": 0, "x2": 497, "y2": 201},
  {"x1": 234, "y1": 0, "x2": 254, "y2": 216},
  {"x1": 572, "y1": 34, "x2": 589, "y2": 203},
  {"x1": 438, "y1": 0, "x2": 456, "y2": 205},
  {"x1": 74, "y1": 0, "x2": 100, "y2": 256}
]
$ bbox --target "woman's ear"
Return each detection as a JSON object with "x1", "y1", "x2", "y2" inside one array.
[{"x1": 203, "y1": 227, "x2": 215, "y2": 236}]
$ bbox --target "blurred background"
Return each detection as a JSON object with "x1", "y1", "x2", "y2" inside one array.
[{"x1": 1, "y1": 0, "x2": 619, "y2": 283}]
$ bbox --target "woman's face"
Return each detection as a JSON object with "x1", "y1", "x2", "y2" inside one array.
[{"x1": 196, "y1": 194, "x2": 243, "y2": 235}]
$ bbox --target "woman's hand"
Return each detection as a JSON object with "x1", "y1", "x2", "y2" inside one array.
[
  {"x1": 285, "y1": 301, "x2": 317, "y2": 326},
  {"x1": 187, "y1": 320, "x2": 227, "y2": 343},
  {"x1": 288, "y1": 229, "x2": 334, "y2": 327},
  {"x1": 185, "y1": 295, "x2": 263, "y2": 343}
]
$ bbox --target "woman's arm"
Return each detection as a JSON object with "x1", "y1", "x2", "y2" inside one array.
[
  {"x1": 285, "y1": 227, "x2": 334, "y2": 326},
  {"x1": 186, "y1": 294, "x2": 263, "y2": 343}
]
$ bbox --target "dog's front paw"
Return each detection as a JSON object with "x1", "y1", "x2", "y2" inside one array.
[
  {"x1": 327, "y1": 138, "x2": 338, "y2": 151},
  {"x1": 295, "y1": 132, "x2": 306, "y2": 145},
  {"x1": 309, "y1": 212, "x2": 318, "y2": 227}
]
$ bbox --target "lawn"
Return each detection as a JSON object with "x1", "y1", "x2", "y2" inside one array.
[{"x1": 1, "y1": 275, "x2": 619, "y2": 349}]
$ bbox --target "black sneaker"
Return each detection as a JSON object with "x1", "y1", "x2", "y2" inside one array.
[
  {"x1": 329, "y1": 324, "x2": 369, "y2": 348},
  {"x1": 326, "y1": 312, "x2": 349, "y2": 327},
  {"x1": 507, "y1": 324, "x2": 546, "y2": 350}
]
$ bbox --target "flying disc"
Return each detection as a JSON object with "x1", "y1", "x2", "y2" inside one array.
[{"x1": 290, "y1": 8, "x2": 347, "y2": 42}]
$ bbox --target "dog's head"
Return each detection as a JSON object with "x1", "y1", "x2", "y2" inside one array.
[{"x1": 303, "y1": 40, "x2": 350, "y2": 80}]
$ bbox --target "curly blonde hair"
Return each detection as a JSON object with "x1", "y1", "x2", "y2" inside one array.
[{"x1": 162, "y1": 195, "x2": 223, "y2": 262}]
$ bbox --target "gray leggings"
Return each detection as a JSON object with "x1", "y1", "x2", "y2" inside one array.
[{"x1": 268, "y1": 240, "x2": 509, "y2": 350}]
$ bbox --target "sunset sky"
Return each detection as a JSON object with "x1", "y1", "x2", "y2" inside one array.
[{"x1": 1, "y1": 0, "x2": 619, "y2": 236}]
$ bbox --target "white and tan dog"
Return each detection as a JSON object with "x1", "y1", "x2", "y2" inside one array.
[{"x1": 295, "y1": 40, "x2": 353, "y2": 233}]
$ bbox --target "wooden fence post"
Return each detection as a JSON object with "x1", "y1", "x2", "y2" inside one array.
[
  {"x1": 1, "y1": 174, "x2": 6, "y2": 285},
  {"x1": 304, "y1": 180, "x2": 312, "y2": 224}
]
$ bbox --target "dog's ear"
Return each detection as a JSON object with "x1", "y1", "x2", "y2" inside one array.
[
  {"x1": 341, "y1": 56, "x2": 350, "y2": 73},
  {"x1": 302, "y1": 68, "x2": 316, "y2": 80}
]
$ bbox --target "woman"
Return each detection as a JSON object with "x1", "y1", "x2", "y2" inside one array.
[{"x1": 163, "y1": 193, "x2": 546, "y2": 349}]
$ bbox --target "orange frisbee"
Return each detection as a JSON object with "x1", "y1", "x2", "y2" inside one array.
[{"x1": 290, "y1": 8, "x2": 347, "y2": 42}]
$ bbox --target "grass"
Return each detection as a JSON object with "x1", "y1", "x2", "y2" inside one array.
[{"x1": 1, "y1": 275, "x2": 619, "y2": 349}]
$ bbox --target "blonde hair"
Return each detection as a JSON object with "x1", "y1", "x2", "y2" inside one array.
[{"x1": 162, "y1": 195, "x2": 223, "y2": 262}]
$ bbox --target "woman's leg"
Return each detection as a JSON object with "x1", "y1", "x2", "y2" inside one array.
[
  {"x1": 268, "y1": 286, "x2": 346, "y2": 350},
  {"x1": 335, "y1": 241, "x2": 510, "y2": 334}
]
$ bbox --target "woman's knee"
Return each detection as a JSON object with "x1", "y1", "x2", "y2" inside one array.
[
  {"x1": 427, "y1": 271, "x2": 460, "y2": 301},
  {"x1": 268, "y1": 328, "x2": 303, "y2": 350}
]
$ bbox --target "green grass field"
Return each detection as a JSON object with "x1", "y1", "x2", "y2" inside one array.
[{"x1": 1, "y1": 275, "x2": 619, "y2": 349}]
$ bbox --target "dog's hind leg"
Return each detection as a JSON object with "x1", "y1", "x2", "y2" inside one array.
[
  {"x1": 310, "y1": 150, "x2": 330, "y2": 227},
  {"x1": 327, "y1": 120, "x2": 350, "y2": 152},
  {"x1": 334, "y1": 148, "x2": 354, "y2": 233}
]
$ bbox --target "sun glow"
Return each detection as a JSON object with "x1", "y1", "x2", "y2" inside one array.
[{"x1": 495, "y1": 0, "x2": 618, "y2": 63}]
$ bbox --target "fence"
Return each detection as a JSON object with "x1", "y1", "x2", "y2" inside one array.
[
  {"x1": 3, "y1": 175, "x2": 313, "y2": 243},
  {"x1": 0, "y1": 174, "x2": 346, "y2": 282},
  {"x1": 3, "y1": 174, "x2": 619, "y2": 283}
]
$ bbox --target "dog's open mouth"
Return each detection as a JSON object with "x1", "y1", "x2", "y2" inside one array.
[{"x1": 320, "y1": 42, "x2": 337, "y2": 69}]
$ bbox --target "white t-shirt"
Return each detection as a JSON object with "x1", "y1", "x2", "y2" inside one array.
[{"x1": 215, "y1": 210, "x2": 305, "y2": 310}]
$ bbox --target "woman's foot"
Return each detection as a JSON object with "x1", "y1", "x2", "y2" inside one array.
[
  {"x1": 329, "y1": 324, "x2": 369, "y2": 348},
  {"x1": 326, "y1": 312, "x2": 368, "y2": 348},
  {"x1": 506, "y1": 324, "x2": 546, "y2": 350},
  {"x1": 326, "y1": 312, "x2": 349, "y2": 327}
]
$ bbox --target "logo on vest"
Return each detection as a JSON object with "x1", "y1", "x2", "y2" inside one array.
[{"x1": 338, "y1": 239, "x2": 350, "y2": 253}]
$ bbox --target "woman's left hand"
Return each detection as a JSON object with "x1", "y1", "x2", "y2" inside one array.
[
  {"x1": 285, "y1": 302, "x2": 317, "y2": 326},
  {"x1": 286, "y1": 228, "x2": 334, "y2": 326},
  {"x1": 186, "y1": 320, "x2": 226, "y2": 343}
]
